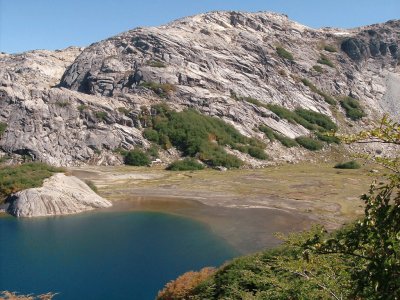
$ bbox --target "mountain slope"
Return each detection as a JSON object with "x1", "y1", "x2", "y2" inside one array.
[{"x1": 0, "y1": 12, "x2": 399, "y2": 166}]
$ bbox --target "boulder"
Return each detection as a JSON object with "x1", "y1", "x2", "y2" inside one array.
[{"x1": 7, "y1": 173, "x2": 112, "y2": 217}]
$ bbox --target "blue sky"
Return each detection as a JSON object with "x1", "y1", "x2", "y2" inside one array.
[{"x1": 1, "y1": 0, "x2": 399, "y2": 54}]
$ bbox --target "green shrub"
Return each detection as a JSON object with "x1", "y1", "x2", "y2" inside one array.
[
  {"x1": 312, "y1": 65, "x2": 323, "y2": 73},
  {"x1": 140, "y1": 82, "x2": 176, "y2": 98},
  {"x1": 295, "y1": 136, "x2": 324, "y2": 151},
  {"x1": 146, "y1": 144, "x2": 159, "y2": 159},
  {"x1": 340, "y1": 97, "x2": 366, "y2": 120},
  {"x1": 316, "y1": 132, "x2": 341, "y2": 144},
  {"x1": 123, "y1": 149, "x2": 151, "y2": 166},
  {"x1": 334, "y1": 160, "x2": 361, "y2": 169},
  {"x1": 117, "y1": 107, "x2": 131, "y2": 115},
  {"x1": 274, "y1": 133, "x2": 297, "y2": 148},
  {"x1": 148, "y1": 60, "x2": 166, "y2": 68},
  {"x1": 317, "y1": 54, "x2": 335, "y2": 68},
  {"x1": 0, "y1": 163, "x2": 64, "y2": 203},
  {"x1": 166, "y1": 158, "x2": 205, "y2": 171},
  {"x1": 77, "y1": 104, "x2": 88, "y2": 112},
  {"x1": 143, "y1": 128, "x2": 160, "y2": 143},
  {"x1": 294, "y1": 108, "x2": 338, "y2": 131},
  {"x1": 145, "y1": 106, "x2": 262, "y2": 168},
  {"x1": 259, "y1": 125, "x2": 275, "y2": 141},
  {"x1": 0, "y1": 122, "x2": 7, "y2": 137},
  {"x1": 95, "y1": 111, "x2": 108, "y2": 121},
  {"x1": 324, "y1": 45, "x2": 337, "y2": 52},
  {"x1": 276, "y1": 46, "x2": 294, "y2": 61},
  {"x1": 247, "y1": 146, "x2": 269, "y2": 160},
  {"x1": 55, "y1": 101, "x2": 70, "y2": 107}
]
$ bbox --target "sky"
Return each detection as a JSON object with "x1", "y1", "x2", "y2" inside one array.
[{"x1": 0, "y1": 0, "x2": 399, "y2": 54}]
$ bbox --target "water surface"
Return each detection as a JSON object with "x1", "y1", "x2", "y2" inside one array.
[{"x1": 0, "y1": 211, "x2": 237, "y2": 299}]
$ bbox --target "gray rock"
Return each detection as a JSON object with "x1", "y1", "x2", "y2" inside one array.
[{"x1": 7, "y1": 173, "x2": 112, "y2": 217}]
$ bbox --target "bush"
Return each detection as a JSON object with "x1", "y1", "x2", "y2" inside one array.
[
  {"x1": 146, "y1": 144, "x2": 159, "y2": 159},
  {"x1": 324, "y1": 45, "x2": 337, "y2": 52},
  {"x1": 301, "y1": 78, "x2": 336, "y2": 105},
  {"x1": 316, "y1": 132, "x2": 341, "y2": 144},
  {"x1": 0, "y1": 162, "x2": 64, "y2": 203},
  {"x1": 294, "y1": 108, "x2": 338, "y2": 131},
  {"x1": 276, "y1": 46, "x2": 294, "y2": 61},
  {"x1": 247, "y1": 146, "x2": 269, "y2": 160},
  {"x1": 95, "y1": 111, "x2": 108, "y2": 121},
  {"x1": 0, "y1": 122, "x2": 7, "y2": 137},
  {"x1": 340, "y1": 97, "x2": 366, "y2": 120},
  {"x1": 274, "y1": 133, "x2": 297, "y2": 148},
  {"x1": 334, "y1": 160, "x2": 361, "y2": 169},
  {"x1": 148, "y1": 60, "x2": 166, "y2": 68},
  {"x1": 143, "y1": 128, "x2": 160, "y2": 143},
  {"x1": 295, "y1": 136, "x2": 324, "y2": 151},
  {"x1": 317, "y1": 54, "x2": 335, "y2": 68},
  {"x1": 117, "y1": 107, "x2": 131, "y2": 115},
  {"x1": 312, "y1": 65, "x2": 323, "y2": 73},
  {"x1": 140, "y1": 82, "x2": 176, "y2": 98},
  {"x1": 166, "y1": 158, "x2": 205, "y2": 171},
  {"x1": 123, "y1": 149, "x2": 151, "y2": 166},
  {"x1": 259, "y1": 125, "x2": 275, "y2": 141}
]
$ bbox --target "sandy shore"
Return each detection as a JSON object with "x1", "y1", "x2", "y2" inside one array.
[{"x1": 70, "y1": 163, "x2": 374, "y2": 254}]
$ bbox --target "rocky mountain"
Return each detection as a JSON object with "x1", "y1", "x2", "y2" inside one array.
[{"x1": 0, "y1": 11, "x2": 399, "y2": 166}]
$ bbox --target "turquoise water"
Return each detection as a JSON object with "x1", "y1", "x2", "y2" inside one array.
[{"x1": 0, "y1": 211, "x2": 238, "y2": 299}]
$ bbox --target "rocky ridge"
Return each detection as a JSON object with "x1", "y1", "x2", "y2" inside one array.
[
  {"x1": 6, "y1": 173, "x2": 112, "y2": 217},
  {"x1": 0, "y1": 12, "x2": 399, "y2": 166}
]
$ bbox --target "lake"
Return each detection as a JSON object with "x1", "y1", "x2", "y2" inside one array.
[{"x1": 0, "y1": 211, "x2": 238, "y2": 299}]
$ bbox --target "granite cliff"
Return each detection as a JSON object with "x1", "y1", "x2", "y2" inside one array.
[{"x1": 0, "y1": 12, "x2": 399, "y2": 166}]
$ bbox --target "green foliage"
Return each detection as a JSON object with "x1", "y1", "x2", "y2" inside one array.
[
  {"x1": 145, "y1": 106, "x2": 264, "y2": 168},
  {"x1": 317, "y1": 54, "x2": 335, "y2": 68},
  {"x1": 166, "y1": 158, "x2": 205, "y2": 171},
  {"x1": 148, "y1": 60, "x2": 166, "y2": 68},
  {"x1": 258, "y1": 125, "x2": 275, "y2": 141},
  {"x1": 55, "y1": 101, "x2": 70, "y2": 107},
  {"x1": 301, "y1": 78, "x2": 336, "y2": 105},
  {"x1": 95, "y1": 111, "x2": 108, "y2": 121},
  {"x1": 140, "y1": 81, "x2": 176, "y2": 98},
  {"x1": 324, "y1": 45, "x2": 338, "y2": 52},
  {"x1": 294, "y1": 108, "x2": 338, "y2": 131},
  {"x1": 340, "y1": 96, "x2": 366, "y2": 120},
  {"x1": 276, "y1": 46, "x2": 294, "y2": 61},
  {"x1": 274, "y1": 133, "x2": 298, "y2": 148},
  {"x1": 77, "y1": 104, "x2": 88, "y2": 112},
  {"x1": 146, "y1": 144, "x2": 159, "y2": 159},
  {"x1": 247, "y1": 146, "x2": 269, "y2": 160},
  {"x1": 295, "y1": 136, "x2": 324, "y2": 151},
  {"x1": 312, "y1": 65, "x2": 323, "y2": 73},
  {"x1": 123, "y1": 149, "x2": 151, "y2": 166},
  {"x1": 334, "y1": 160, "x2": 361, "y2": 169},
  {"x1": 117, "y1": 107, "x2": 131, "y2": 115},
  {"x1": 0, "y1": 122, "x2": 7, "y2": 137},
  {"x1": 143, "y1": 128, "x2": 160, "y2": 143},
  {"x1": 0, "y1": 163, "x2": 64, "y2": 203},
  {"x1": 316, "y1": 132, "x2": 341, "y2": 144}
]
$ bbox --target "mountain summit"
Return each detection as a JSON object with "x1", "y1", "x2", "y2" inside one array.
[{"x1": 0, "y1": 11, "x2": 399, "y2": 166}]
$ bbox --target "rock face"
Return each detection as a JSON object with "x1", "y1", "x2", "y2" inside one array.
[
  {"x1": 6, "y1": 173, "x2": 112, "y2": 217},
  {"x1": 0, "y1": 12, "x2": 399, "y2": 166}
]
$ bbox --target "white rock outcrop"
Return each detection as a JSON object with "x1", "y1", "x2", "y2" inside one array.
[{"x1": 7, "y1": 173, "x2": 112, "y2": 217}]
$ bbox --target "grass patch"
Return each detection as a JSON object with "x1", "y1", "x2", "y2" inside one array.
[
  {"x1": 324, "y1": 45, "x2": 338, "y2": 52},
  {"x1": 317, "y1": 54, "x2": 335, "y2": 68},
  {"x1": 140, "y1": 82, "x2": 176, "y2": 98},
  {"x1": 259, "y1": 125, "x2": 275, "y2": 141},
  {"x1": 95, "y1": 111, "x2": 108, "y2": 121},
  {"x1": 117, "y1": 107, "x2": 131, "y2": 115},
  {"x1": 148, "y1": 60, "x2": 166, "y2": 68},
  {"x1": 340, "y1": 97, "x2": 366, "y2": 120},
  {"x1": 55, "y1": 101, "x2": 70, "y2": 107},
  {"x1": 301, "y1": 78, "x2": 336, "y2": 105},
  {"x1": 276, "y1": 46, "x2": 294, "y2": 61},
  {"x1": 275, "y1": 133, "x2": 298, "y2": 148},
  {"x1": 294, "y1": 108, "x2": 337, "y2": 131},
  {"x1": 77, "y1": 104, "x2": 88, "y2": 112},
  {"x1": 123, "y1": 149, "x2": 151, "y2": 166},
  {"x1": 0, "y1": 122, "x2": 7, "y2": 137},
  {"x1": 312, "y1": 65, "x2": 323, "y2": 73},
  {"x1": 334, "y1": 160, "x2": 361, "y2": 169},
  {"x1": 0, "y1": 163, "x2": 64, "y2": 203},
  {"x1": 316, "y1": 132, "x2": 341, "y2": 144},
  {"x1": 166, "y1": 158, "x2": 205, "y2": 171},
  {"x1": 295, "y1": 136, "x2": 324, "y2": 151}
]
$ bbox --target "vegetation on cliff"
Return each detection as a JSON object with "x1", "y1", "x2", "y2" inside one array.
[
  {"x1": 157, "y1": 117, "x2": 400, "y2": 299},
  {"x1": 0, "y1": 162, "x2": 64, "y2": 204}
]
